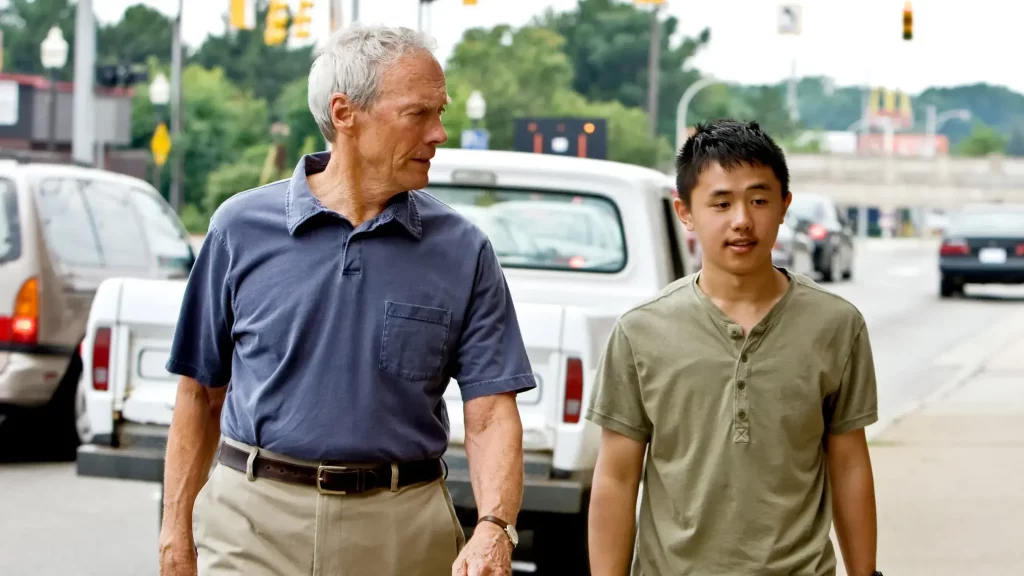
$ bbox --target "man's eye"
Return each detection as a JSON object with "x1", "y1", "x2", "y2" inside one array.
[{"x1": 714, "y1": 202, "x2": 729, "y2": 209}]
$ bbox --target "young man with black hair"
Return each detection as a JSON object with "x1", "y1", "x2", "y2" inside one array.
[{"x1": 586, "y1": 119, "x2": 881, "y2": 576}]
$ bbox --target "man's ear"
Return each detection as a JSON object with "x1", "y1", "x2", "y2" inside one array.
[
  {"x1": 673, "y1": 197, "x2": 695, "y2": 231},
  {"x1": 331, "y1": 93, "x2": 359, "y2": 137}
]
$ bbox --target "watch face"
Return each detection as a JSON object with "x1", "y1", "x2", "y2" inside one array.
[{"x1": 506, "y1": 524, "x2": 519, "y2": 546}]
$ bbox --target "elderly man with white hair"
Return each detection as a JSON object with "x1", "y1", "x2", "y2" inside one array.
[{"x1": 157, "y1": 24, "x2": 535, "y2": 576}]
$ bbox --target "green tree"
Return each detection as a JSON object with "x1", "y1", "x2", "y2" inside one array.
[
  {"x1": 442, "y1": 24, "x2": 666, "y2": 167},
  {"x1": 0, "y1": 0, "x2": 76, "y2": 80},
  {"x1": 190, "y1": 2, "x2": 315, "y2": 106},
  {"x1": 444, "y1": 25, "x2": 577, "y2": 152},
  {"x1": 1004, "y1": 119, "x2": 1024, "y2": 157},
  {"x1": 542, "y1": 0, "x2": 710, "y2": 141},
  {"x1": 955, "y1": 122, "x2": 1008, "y2": 157},
  {"x1": 97, "y1": 5, "x2": 174, "y2": 67},
  {"x1": 275, "y1": 78, "x2": 324, "y2": 164},
  {"x1": 204, "y1": 144, "x2": 274, "y2": 215},
  {"x1": 173, "y1": 65, "x2": 270, "y2": 206}
]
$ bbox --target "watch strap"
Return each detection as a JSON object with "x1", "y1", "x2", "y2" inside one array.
[{"x1": 477, "y1": 515, "x2": 509, "y2": 530}]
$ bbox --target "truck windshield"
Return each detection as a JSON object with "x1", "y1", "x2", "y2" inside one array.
[
  {"x1": 426, "y1": 185, "x2": 626, "y2": 273},
  {"x1": 0, "y1": 179, "x2": 19, "y2": 265}
]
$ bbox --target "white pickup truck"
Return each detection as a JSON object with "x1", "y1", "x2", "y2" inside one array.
[{"x1": 75, "y1": 148, "x2": 699, "y2": 574}]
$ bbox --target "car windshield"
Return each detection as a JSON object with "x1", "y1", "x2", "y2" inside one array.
[
  {"x1": 425, "y1": 185, "x2": 626, "y2": 272},
  {"x1": 0, "y1": 179, "x2": 19, "y2": 264},
  {"x1": 948, "y1": 207, "x2": 1024, "y2": 235},
  {"x1": 788, "y1": 195, "x2": 827, "y2": 221}
]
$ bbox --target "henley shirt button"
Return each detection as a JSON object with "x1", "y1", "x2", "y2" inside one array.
[
  {"x1": 740, "y1": 353, "x2": 748, "y2": 362},
  {"x1": 737, "y1": 380, "x2": 746, "y2": 390},
  {"x1": 737, "y1": 410, "x2": 747, "y2": 421}
]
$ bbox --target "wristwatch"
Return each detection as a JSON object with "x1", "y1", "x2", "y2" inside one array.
[{"x1": 477, "y1": 515, "x2": 519, "y2": 548}]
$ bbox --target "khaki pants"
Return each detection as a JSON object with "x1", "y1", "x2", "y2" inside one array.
[{"x1": 193, "y1": 439, "x2": 466, "y2": 575}]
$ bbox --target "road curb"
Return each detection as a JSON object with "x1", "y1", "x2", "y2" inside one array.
[{"x1": 866, "y1": 309, "x2": 1024, "y2": 442}]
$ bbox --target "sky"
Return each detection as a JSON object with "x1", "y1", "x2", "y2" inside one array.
[{"x1": 95, "y1": 0, "x2": 1023, "y2": 95}]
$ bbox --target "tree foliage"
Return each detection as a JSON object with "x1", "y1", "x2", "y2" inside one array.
[{"x1": 3, "y1": 0, "x2": 1024, "y2": 233}]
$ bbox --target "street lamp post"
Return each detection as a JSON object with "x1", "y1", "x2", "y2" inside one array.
[
  {"x1": 40, "y1": 26, "x2": 69, "y2": 152},
  {"x1": 149, "y1": 72, "x2": 171, "y2": 190},
  {"x1": 925, "y1": 105, "x2": 971, "y2": 158},
  {"x1": 675, "y1": 76, "x2": 719, "y2": 153},
  {"x1": 466, "y1": 90, "x2": 486, "y2": 128}
]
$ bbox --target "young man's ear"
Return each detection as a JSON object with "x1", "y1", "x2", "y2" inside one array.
[{"x1": 673, "y1": 197, "x2": 695, "y2": 231}]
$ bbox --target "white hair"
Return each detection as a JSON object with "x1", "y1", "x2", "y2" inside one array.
[{"x1": 307, "y1": 24, "x2": 437, "y2": 142}]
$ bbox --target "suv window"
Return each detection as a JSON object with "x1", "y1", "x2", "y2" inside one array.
[
  {"x1": 127, "y1": 187, "x2": 194, "y2": 272},
  {"x1": 0, "y1": 179, "x2": 19, "y2": 264},
  {"x1": 427, "y1": 185, "x2": 626, "y2": 273},
  {"x1": 80, "y1": 179, "x2": 150, "y2": 269},
  {"x1": 36, "y1": 178, "x2": 104, "y2": 267}
]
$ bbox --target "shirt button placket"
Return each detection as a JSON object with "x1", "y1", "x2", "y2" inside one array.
[{"x1": 734, "y1": 342, "x2": 751, "y2": 444}]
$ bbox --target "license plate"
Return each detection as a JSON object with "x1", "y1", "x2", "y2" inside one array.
[{"x1": 978, "y1": 247, "x2": 1007, "y2": 264}]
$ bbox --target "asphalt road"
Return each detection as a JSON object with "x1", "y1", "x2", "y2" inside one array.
[{"x1": 1, "y1": 238, "x2": 1022, "y2": 576}]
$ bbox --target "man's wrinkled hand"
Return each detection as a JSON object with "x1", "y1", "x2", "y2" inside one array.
[{"x1": 451, "y1": 521, "x2": 513, "y2": 576}]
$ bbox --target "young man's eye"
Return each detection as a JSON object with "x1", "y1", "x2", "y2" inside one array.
[{"x1": 714, "y1": 202, "x2": 730, "y2": 209}]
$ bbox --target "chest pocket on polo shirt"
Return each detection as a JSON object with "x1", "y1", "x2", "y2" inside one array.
[{"x1": 379, "y1": 301, "x2": 452, "y2": 381}]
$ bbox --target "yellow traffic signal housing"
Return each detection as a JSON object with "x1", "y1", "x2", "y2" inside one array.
[
  {"x1": 902, "y1": 2, "x2": 913, "y2": 40},
  {"x1": 264, "y1": 0, "x2": 290, "y2": 46},
  {"x1": 293, "y1": 0, "x2": 314, "y2": 39},
  {"x1": 463, "y1": 0, "x2": 478, "y2": 4}
]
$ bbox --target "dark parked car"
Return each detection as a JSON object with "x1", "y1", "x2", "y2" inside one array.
[
  {"x1": 786, "y1": 192, "x2": 855, "y2": 282},
  {"x1": 938, "y1": 203, "x2": 1024, "y2": 298}
]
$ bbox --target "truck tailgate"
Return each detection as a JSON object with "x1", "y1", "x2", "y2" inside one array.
[
  {"x1": 115, "y1": 279, "x2": 185, "y2": 426},
  {"x1": 444, "y1": 302, "x2": 564, "y2": 451}
]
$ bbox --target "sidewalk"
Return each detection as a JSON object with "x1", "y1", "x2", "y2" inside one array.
[{"x1": 836, "y1": 309, "x2": 1024, "y2": 575}]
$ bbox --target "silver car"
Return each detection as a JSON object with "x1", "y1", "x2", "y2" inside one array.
[
  {"x1": 0, "y1": 155, "x2": 194, "y2": 458},
  {"x1": 773, "y1": 213, "x2": 815, "y2": 276}
]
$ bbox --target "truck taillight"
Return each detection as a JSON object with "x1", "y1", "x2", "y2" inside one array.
[
  {"x1": 0, "y1": 277, "x2": 39, "y2": 345},
  {"x1": 92, "y1": 327, "x2": 111, "y2": 391},
  {"x1": 563, "y1": 357, "x2": 583, "y2": 424}
]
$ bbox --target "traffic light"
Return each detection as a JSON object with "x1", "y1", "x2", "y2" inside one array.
[
  {"x1": 463, "y1": 0, "x2": 477, "y2": 4},
  {"x1": 95, "y1": 63, "x2": 148, "y2": 88},
  {"x1": 293, "y1": 0, "x2": 314, "y2": 39},
  {"x1": 902, "y1": 2, "x2": 913, "y2": 41},
  {"x1": 264, "y1": 0, "x2": 290, "y2": 46}
]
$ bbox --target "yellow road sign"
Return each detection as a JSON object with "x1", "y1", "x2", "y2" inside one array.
[{"x1": 151, "y1": 122, "x2": 172, "y2": 167}]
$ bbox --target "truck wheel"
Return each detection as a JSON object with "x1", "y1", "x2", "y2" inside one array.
[{"x1": 532, "y1": 509, "x2": 589, "y2": 576}]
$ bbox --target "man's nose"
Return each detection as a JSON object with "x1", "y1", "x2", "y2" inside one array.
[{"x1": 426, "y1": 115, "x2": 447, "y2": 146}]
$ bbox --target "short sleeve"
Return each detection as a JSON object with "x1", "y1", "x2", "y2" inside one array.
[
  {"x1": 164, "y1": 226, "x2": 235, "y2": 388},
  {"x1": 826, "y1": 320, "x2": 879, "y2": 435},
  {"x1": 585, "y1": 321, "x2": 652, "y2": 443},
  {"x1": 450, "y1": 240, "x2": 537, "y2": 402}
]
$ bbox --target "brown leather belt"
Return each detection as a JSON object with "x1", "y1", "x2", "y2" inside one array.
[{"x1": 217, "y1": 441, "x2": 445, "y2": 495}]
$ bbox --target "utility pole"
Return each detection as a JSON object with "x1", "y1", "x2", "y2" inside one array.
[
  {"x1": 329, "y1": 0, "x2": 343, "y2": 32},
  {"x1": 646, "y1": 4, "x2": 661, "y2": 138},
  {"x1": 169, "y1": 0, "x2": 184, "y2": 213},
  {"x1": 72, "y1": 0, "x2": 96, "y2": 165},
  {"x1": 352, "y1": 0, "x2": 360, "y2": 23}
]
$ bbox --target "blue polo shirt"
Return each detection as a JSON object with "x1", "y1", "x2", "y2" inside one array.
[{"x1": 165, "y1": 152, "x2": 537, "y2": 462}]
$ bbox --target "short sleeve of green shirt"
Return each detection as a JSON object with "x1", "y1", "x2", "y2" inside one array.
[
  {"x1": 827, "y1": 319, "x2": 879, "y2": 435},
  {"x1": 585, "y1": 321, "x2": 653, "y2": 442}
]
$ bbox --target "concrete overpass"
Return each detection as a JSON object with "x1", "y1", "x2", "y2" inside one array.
[{"x1": 786, "y1": 153, "x2": 1024, "y2": 210}]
